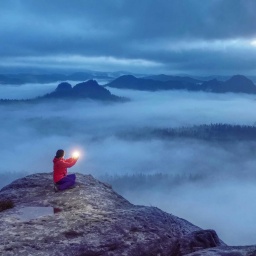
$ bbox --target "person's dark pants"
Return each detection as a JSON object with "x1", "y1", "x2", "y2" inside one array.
[{"x1": 56, "y1": 174, "x2": 76, "y2": 191}]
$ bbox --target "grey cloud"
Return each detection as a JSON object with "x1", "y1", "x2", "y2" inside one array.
[
  {"x1": 3, "y1": 0, "x2": 255, "y2": 40},
  {"x1": 1, "y1": 0, "x2": 256, "y2": 73}
]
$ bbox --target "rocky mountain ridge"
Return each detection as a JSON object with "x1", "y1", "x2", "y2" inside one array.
[
  {"x1": 0, "y1": 80, "x2": 124, "y2": 102},
  {"x1": 0, "y1": 173, "x2": 255, "y2": 255},
  {"x1": 43, "y1": 80, "x2": 122, "y2": 101},
  {"x1": 107, "y1": 74, "x2": 256, "y2": 94},
  {"x1": 2, "y1": 71, "x2": 256, "y2": 86},
  {"x1": 0, "y1": 71, "x2": 134, "y2": 85}
]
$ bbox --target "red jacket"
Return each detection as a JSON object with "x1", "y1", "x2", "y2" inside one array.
[{"x1": 53, "y1": 157, "x2": 77, "y2": 183}]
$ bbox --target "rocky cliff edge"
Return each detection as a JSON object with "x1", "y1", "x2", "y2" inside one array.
[{"x1": 0, "y1": 173, "x2": 255, "y2": 256}]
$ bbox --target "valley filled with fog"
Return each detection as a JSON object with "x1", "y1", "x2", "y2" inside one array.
[{"x1": 1, "y1": 82, "x2": 256, "y2": 245}]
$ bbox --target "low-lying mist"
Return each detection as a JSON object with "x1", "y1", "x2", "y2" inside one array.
[{"x1": 1, "y1": 84, "x2": 256, "y2": 245}]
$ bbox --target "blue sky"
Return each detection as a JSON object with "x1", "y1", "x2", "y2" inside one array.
[{"x1": 1, "y1": 0, "x2": 256, "y2": 75}]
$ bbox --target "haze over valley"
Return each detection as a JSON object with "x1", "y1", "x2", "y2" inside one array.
[
  {"x1": 1, "y1": 79, "x2": 256, "y2": 245},
  {"x1": 1, "y1": 0, "x2": 256, "y2": 252}
]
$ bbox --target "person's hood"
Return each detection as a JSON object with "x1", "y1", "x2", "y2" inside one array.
[{"x1": 53, "y1": 157, "x2": 62, "y2": 163}]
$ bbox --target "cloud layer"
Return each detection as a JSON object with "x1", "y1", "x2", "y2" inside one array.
[
  {"x1": 1, "y1": 85, "x2": 256, "y2": 244},
  {"x1": 1, "y1": 0, "x2": 256, "y2": 74}
]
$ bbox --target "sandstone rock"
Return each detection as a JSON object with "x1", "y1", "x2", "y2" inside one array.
[
  {"x1": 171, "y1": 229, "x2": 222, "y2": 256},
  {"x1": 186, "y1": 245, "x2": 256, "y2": 256},
  {"x1": 46, "y1": 80, "x2": 122, "y2": 101},
  {"x1": 55, "y1": 82, "x2": 72, "y2": 92},
  {"x1": 0, "y1": 173, "x2": 225, "y2": 256}
]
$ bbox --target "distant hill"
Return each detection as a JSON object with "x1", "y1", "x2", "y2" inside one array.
[
  {"x1": 0, "y1": 72, "x2": 107, "y2": 85},
  {"x1": 43, "y1": 80, "x2": 122, "y2": 101},
  {"x1": 144, "y1": 74, "x2": 202, "y2": 84},
  {"x1": 222, "y1": 75, "x2": 256, "y2": 93},
  {"x1": 0, "y1": 71, "x2": 140, "y2": 85},
  {"x1": 117, "y1": 124, "x2": 256, "y2": 142},
  {"x1": 106, "y1": 75, "x2": 199, "y2": 91},
  {"x1": 0, "y1": 80, "x2": 125, "y2": 102},
  {"x1": 0, "y1": 73, "x2": 71, "y2": 85},
  {"x1": 107, "y1": 74, "x2": 256, "y2": 94}
]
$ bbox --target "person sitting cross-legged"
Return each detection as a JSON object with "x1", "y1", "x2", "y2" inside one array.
[{"x1": 53, "y1": 149, "x2": 78, "y2": 192}]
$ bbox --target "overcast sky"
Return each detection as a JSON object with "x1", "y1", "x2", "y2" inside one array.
[{"x1": 1, "y1": 0, "x2": 256, "y2": 75}]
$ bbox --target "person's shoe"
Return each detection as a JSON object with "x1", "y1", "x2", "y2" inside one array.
[{"x1": 54, "y1": 184, "x2": 59, "y2": 192}]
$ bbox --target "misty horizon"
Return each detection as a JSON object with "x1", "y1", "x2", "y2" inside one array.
[
  {"x1": 2, "y1": 1, "x2": 256, "y2": 75},
  {"x1": 1, "y1": 83, "x2": 256, "y2": 245},
  {"x1": 1, "y1": 0, "x2": 256, "y2": 251}
]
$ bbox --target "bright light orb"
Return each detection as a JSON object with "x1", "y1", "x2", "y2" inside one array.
[
  {"x1": 250, "y1": 40, "x2": 256, "y2": 46},
  {"x1": 72, "y1": 151, "x2": 80, "y2": 159}
]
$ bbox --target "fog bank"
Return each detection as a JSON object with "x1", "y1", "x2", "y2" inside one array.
[{"x1": 1, "y1": 85, "x2": 256, "y2": 245}]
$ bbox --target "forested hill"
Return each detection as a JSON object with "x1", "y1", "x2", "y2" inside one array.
[
  {"x1": 42, "y1": 80, "x2": 122, "y2": 101},
  {"x1": 118, "y1": 124, "x2": 256, "y2": 141},
  {"x1": 0, "y1": 80, "x2": 125, "y2": 102},
  {"x1": 0, "y1": 71, "x2": 127, "y2": 85},
  {"x1": 107, "y1": 74, "x2": 256, "y2": 94}
]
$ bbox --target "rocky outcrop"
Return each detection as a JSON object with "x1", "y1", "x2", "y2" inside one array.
[
  {"x1": 1, "y1": 173, "x2": 256, "y2": 255},
  {"x1": 186, "y1": 245, "x2": 256, "y2": 256},
  {"x1": 172, "y1": 229, "x2": 222, "y2": 256},
  {"x1": 0, "y1": 80, "x2": 126, "y2": 102},
  {"x1": 44, "y1": 80, "x2": 123, "y2": 101},
  {"x1": 0, "y1": 173, "x2": 228, "y2": 256},
  {"x1": 55, "y1": 82, "x2": 73, "y2": 92}
]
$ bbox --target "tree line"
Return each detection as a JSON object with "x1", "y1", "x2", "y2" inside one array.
[{"x1": 152, "y1": 124, "x2": 256, "y2": 141}]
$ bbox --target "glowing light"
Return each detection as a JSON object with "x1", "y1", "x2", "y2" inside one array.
[
  {"x1": 250, "y1": 40, "x2": 256, "y2": 46},
  {"x1": 72, "y1": 151, "x2": 80, "y2": 159}
]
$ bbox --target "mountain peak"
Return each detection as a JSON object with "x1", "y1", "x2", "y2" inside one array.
[
  {"x1": 224, "y1": 75, "x2": 256, "y2": 93},
  {"x1": 73, "y1": 79, "x2": 99, "y2": 90},
  {"x1": 43, "y1": 80, "x2": 123, "y2": 101},
  {"x1": 226, "y1": 74, "x2": 255, "y2": 85},
  {"x1": 55, "y1": 82, "x2": 72, "y2": 92}
]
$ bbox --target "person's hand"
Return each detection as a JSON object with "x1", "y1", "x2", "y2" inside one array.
[{"x1": 72, "y1": 151, "x2": 80, "y2": 159}]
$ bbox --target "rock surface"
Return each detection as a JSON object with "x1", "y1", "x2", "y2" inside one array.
[
  {"x1": 0, "y1": 172, "x2": 240, "y2": 256},
  {"x1": 186, "y1": 246, "x2": 256, "y2": 256}
]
